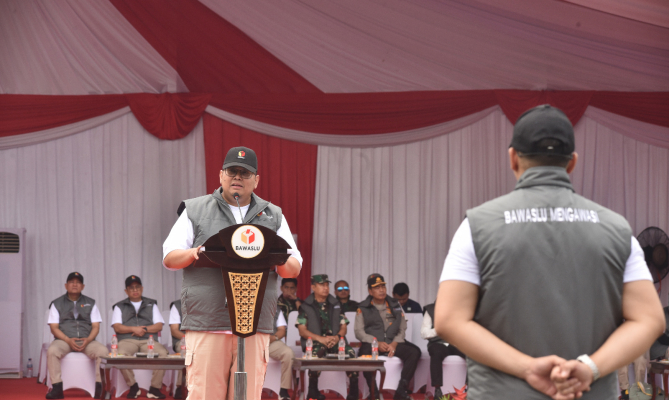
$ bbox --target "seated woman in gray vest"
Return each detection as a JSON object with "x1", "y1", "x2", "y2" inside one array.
[
  {"x1": 111, "y1": 275, "x2": 168, "y2": 399},
  {"x1": 46, "y1": 272, "x2": 108, "y2": 400},
  {"x1": 169, "y1": 299, "x2": 185, "y2": 399},
  {"x1": 355, "y1": 273, "x2": 421, "y2": 400},
  {"x1": 421, "y1": 303, "x2": 466, "y2": 399},
  {"x1": 297, "y1": 274, "x2": 358, "y2": 400}
]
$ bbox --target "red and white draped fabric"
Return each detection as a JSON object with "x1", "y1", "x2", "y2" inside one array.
[{"x1": 0, "y1": 0, "x2": 668, "y2": 366}]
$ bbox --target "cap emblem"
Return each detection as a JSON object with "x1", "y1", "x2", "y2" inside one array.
[{"x1": 238, "y1": 151, "x2": 246, "y2": 158}]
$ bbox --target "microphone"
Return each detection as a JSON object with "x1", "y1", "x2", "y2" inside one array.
[{"x1": 233, "y1": 193, "x2": 244, "y2": 223}]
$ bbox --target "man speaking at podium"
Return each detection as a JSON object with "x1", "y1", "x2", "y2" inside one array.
[{"x1": 163, "y1": 146, "x2": 302, "y2": 400}]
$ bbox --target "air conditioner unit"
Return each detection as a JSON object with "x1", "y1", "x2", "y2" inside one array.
[{"x1": 0, "y1": 229, "x2": 25, "y2": 377}]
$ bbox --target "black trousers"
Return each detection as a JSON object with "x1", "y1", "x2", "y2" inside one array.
[
  {"x1": 427, "y1": 342, "x2": 465, "y2": 387},
  {"x1": 358, "y1": 341, "x2": 421, "y2": 385}
]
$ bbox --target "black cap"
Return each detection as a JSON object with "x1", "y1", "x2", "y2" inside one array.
[
  {"x1": 509, "y1": 105, "x2": 575, "y2": 158},
  {"x1": 367, "y1": 273, "x2": 386, "y2": 288},
  {"x1": 66, "y1": 272, "x2": 84, "y2": 284},
  {"x1": 125, "y1": 275, "x2": 142, "y2": 287},
  {"x1": 222, "y1": 146, "x2": 258, "y2": 174}
]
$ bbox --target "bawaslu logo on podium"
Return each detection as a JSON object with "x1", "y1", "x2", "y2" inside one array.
[{"x1": 231, "y1": 225, "x2": 265, "y2": 258}]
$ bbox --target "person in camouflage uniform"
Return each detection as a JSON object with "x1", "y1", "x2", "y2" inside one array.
[
  {"x1": 297, "y1": 274, "x2": 358, "y2": 400},
  {"x1": 277, "y1": 277, "x2": 303, "y2": 321},
  {"x1": 334, "y1": 279, "x2": 359, "y2": 313}
]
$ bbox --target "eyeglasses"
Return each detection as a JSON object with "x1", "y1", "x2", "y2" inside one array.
[
  {"x1": 224, "y1": 167, "x2": 254, "y2": 179},
  {"x1": 337, "y1": 286, "x2": 349, "y2": 291}
]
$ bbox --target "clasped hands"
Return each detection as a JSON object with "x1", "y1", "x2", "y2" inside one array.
[
  {"x1": 318, "y1": 335, "x2": 340, "y2": 348},
  {"x1": 67, "y1": 337, "x2": 91, "y2": 352},
  {"x1": 526, "y1": 355, "x2": 595, "y2": 400}
]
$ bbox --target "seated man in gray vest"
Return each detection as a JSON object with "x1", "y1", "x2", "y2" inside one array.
[
  {"x1": 46, "y1": 272, "x2": 108, "y2": 400},
  {"x1": 355, "y1": 274, "x2": 421, "y2": 400},
  {"x1": 297, "y1": 274, "x2": 358, "y2": 400},
  {"x1": 111, "y1": 275, "x2": 168, "y2": 399},
  {"x1": 269, "y1": 305, "x2": 295, "y2": 400},
  {"x1": 435, "y1": 105, "x2": 664, "y2": 399},
  {"x1": 169, "y1": 299, "x2": 185, "y2": 399},
  {"x1": 421, "y1": 303, "x2": 466, "y2": 399}
]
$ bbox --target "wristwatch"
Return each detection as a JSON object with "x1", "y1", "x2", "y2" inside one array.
[{"x1": 576, "y1": 354, "x2": 600, "y2": 381}]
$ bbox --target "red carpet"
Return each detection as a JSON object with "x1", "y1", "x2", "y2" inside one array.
[{"x1": 0, "y1": 378, "x2": 420, "y2": 400}]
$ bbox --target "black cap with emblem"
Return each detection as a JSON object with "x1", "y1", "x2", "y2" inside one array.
[
  {"x1": 222, "y1": 146, "x2": 258, "y2": 174},
  {"x1": 66, "y1": 272, "x2": 84, "y2": 284},
  {"x1": 510, "y1": 104, "x2": 575, "y2": 158}
]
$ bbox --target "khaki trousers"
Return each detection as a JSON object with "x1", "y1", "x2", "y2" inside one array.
[
  {"x1": 617, "y1": 353, "x2": 648, "y2": 390},
  {"x1": 47, "y1": 339, "x2": 108, "y2": 383},
  {"x1": 118, "y1": 338, "x2": 168, "y2": 388},
  {"x1": 185, "y1": 331, "x2": 269, "y2": 400},
  {"x1": 269, "y1": 339, "x2": 294, "y2": 390}
]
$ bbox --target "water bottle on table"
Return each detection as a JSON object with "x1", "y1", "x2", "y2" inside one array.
[
  {"x1": 27, "y1": 358, "x2": 33, "y2": 378},
  {"x1": 111, "y1": 335, "x2": 118, "y2": 357},
  {"x1": 371, "y1": 337, "x2": 378, "y2": 360},
  {"x1": 147, "y1": 335, "x2": 155, "y2": 359},
  {"x1": 180, "y1": 334, "x2": 187, "y2": 358},
  {"x1": 338, "y1": 337, "x2": 345, "y2": 360},
  {"x1": 306, "y1": 337, "x2": 313, "y2": 360}
]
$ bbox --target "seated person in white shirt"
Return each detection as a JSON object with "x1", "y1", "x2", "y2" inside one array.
[
  {"x1": 111, "y1": 275, "x2": 168, "y2": 399},
  {"x1": 169, "y1": 300, "x2": 185, "y2": 399},
  {"x1": 421, "y1": 303, "x2": 466, "y2": 399},
  {"x1": 46, "y1": 272, "x2": 108, "y2": 400},
  {"x1": 269, "y1": 306, "x2": 295, "y2": 400}
]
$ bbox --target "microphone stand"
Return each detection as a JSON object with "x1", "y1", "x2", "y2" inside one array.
[{"x1": 233, "y1": 193, "x2": 246, "y2": 400}]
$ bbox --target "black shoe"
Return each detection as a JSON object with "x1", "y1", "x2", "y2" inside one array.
[
  {"x1": 147, "y1": 386, "x2": 166, "y2": 399},
  {"x1": 46, "y1": 382, "x2": 64, "y2": 399},
  {"x1": 433, "y1": 387, "x2": 443, "y2": 399},
  {"x1": 347, "y1": 376, "x2": 359, "y2": 400},
  {"x1": 620, "y1": 389, "x2": 629, "y2": 400},
  {"x1": 173, "y1": 386, "x2": 183, "y2": 399},
  {"x1": 126, "y1": 383, "x2": 140, "y2": 399},
  {"x1": 307, "y1": 375, "x2": 325, "y2": 400},
  {"x1": 393, "y1": 379, "x2": 411, "y2": 400},
  {"x1": 94, "y1": 382, "x2": 102, "y2": 399},
  {"x1": 279, "y1": 388, "x2": 291, "y2": 400},
  {"x1": 366, "y1": 381, "x2": 380, "y2": 400}
]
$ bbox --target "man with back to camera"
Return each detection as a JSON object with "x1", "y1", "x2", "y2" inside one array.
[
  {"x1": 45, "y1": 272, "x2": 108, "y2": 399},
  {"x1": 392, "y1": 282, "x2": 422, "y2": 314},
  {"x1": 278, "y1": 277, "x2": 303, "y2": 321},
  {"x1": 168, "y1": 299, "x2": 185, "y2": 399},
  {"x1": 434, "y1": 104, "x2": 664, "y2": 399},
  {"x1": 162, "y1": 146, "x2": 302, "y2": 400},
  {"x1": 335, "y1": 279, "x2": 359, "y2": 313},
  {"x1": 355, "y1": 273, "x2": 421, "y2": 400},
  {"x1": 112, "y1": 275, "x2": 168, "y2": 399},
  {"x1": 296, "y1": 274, "x2": 358, "y2": 400}
]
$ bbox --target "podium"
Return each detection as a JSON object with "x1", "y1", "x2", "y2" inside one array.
[{"x1": 193, "y1": 223, "x2": 291, "y2": 400}]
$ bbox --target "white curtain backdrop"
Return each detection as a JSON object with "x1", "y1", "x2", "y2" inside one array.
[
  {"x1": 0, "y1": 113, "x2": 205, "y2": 370},
  {"x1": 312, "y1": 109, "x2": 669, "y2": 307}
]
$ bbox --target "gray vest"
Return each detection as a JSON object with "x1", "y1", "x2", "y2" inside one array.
[
  {"x1": 423, "y1": 303, "x2": 445, "y2": 345},
  {"x1": 170, "y1": 299, "x2": 183, "y2": 350},
  {"x1": 113, "y1": 297, "x2": 158, "y2": 341},
  {"x1": 466, "y1": 167, "x2": 631, "y2": 400},
  {"x1": 299, "y1": 293, "x2": 342, "y2": 349},
  {"x1": 181, "y1": 190, "x2": 283, "y2": 334},
  {"x1": 51, "y1": 293, "x2": 96, "y2": 339},
  {"x1": 358, "y1": 295, "x2": 403, "y2": 344}
]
